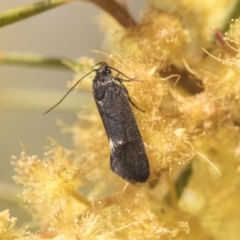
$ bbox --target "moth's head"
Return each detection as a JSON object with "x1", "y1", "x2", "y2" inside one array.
[{"x1": 93, "y1": 62, "x2": 112, "y2": 77}]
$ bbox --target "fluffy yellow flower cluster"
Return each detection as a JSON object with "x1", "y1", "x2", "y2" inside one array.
[{"x1": 2, "y1": 1, "x2": 240, "y2": 239}]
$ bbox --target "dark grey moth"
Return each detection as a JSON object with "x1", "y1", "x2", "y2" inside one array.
[
  {"x1": 45, "y1": 62, "x2": 149, "y2": 183},
  {"x1": 92, "y1": 63, "x2": 149, "y2": 183}
]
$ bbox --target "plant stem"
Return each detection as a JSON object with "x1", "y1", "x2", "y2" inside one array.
[
  {"x1": 0, "y1": 52, "x2": 77, "y2": 71},
  {"x1": 0, "y1": 0, "x2": 73, "y2": 28},
  {"x1": 88, "y1": 0, "x2": 136, "y2": 28},
  {"x1": 221, "y1": 0, "x2": 240, "y2": 32},
  {"x1": 164, "y1": 163, "x2": 193, "y2": 206}
]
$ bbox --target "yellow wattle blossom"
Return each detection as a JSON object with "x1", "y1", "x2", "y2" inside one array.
[
  {"x1": 12, "y1": 141, "x2": 91, "y2": 226},
  {"x1": 0, "y1": 210, "x2": 32, "y2": 239},
  {"x1": 3, "y1": 1, "x2": 240, "y2": 239}
]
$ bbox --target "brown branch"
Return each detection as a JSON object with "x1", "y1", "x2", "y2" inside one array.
[
  {"x1": 87, "y1": 0, "x2": 136, "y2": 28},
  {"x1": 161, "y1": 66, "x2": 204, "y2": 95}
]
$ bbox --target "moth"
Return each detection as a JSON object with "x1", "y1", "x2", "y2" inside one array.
[{"x1": 45, "y1": 62, "x2": 149, "y2": 183}]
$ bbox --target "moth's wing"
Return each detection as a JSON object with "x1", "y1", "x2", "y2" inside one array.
[
  {"x1": 94, "y1": 82, "x2": 149, "y2": 183},
  {"x1": 110, "y1": 140, "x2": 149, "y2": 183}
]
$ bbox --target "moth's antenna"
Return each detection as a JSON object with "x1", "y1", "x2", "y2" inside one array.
[
  {"x1": 91, "y1": 61, "x2": 107, "y2": 69},
  {"x1": 108, "y1": 66, "x2": 135, "y2": 81},
  {"x1": 92, "y1": 62, "x2": 136, "y2": 81},
  {"x1": 44, "y1": 70, "x2": 95, "y2": 114}
]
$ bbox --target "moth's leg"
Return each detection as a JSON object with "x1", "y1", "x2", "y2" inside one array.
[{"x1": 116, "y1": 80, "x2": 145, "y2": 113}]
